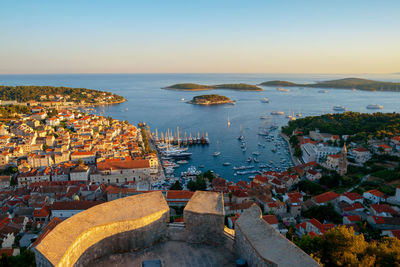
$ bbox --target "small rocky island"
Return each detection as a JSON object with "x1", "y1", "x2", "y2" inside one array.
[
  {"x1": 164, "y1": 83, "x2": 262, "y2": 91},
  {"x1": 188, "y1": 94, "x2": 235, "y2": 105}
]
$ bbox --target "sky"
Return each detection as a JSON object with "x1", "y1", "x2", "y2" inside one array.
[{"x1": 1, "y1": 0, "x2": 400, "y2": 74}]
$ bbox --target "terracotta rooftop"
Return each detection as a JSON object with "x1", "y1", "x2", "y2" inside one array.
[
  {"x1": 262, "y1": 214, "x2": 278, "y2": 225},
  {"x1": 313, "y1": 191, "x2": 339, "y2": 204},
  {"x1": 50, "y1": 200, "x2": 103, "y2": 211}
]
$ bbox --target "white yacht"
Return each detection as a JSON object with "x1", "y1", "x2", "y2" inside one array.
[{"x1": 367, "y1": 104, "x2": 383, "y2": 109}]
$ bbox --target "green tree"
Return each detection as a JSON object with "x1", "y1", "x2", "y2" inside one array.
[
  {"x1": 294, "y1": 147, "x2": 303, "y2": 158},
  {"x1": 170, "y1": 181, "x2": 182, "y2": 190}
]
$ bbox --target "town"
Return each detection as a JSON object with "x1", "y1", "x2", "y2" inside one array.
[{"x1": 0, "y1": 103, "x2": 399, "y2": 265}]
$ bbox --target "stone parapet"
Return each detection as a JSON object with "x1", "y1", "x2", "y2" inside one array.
[
  {"x1": 34, "y1": 191, "x2": 169, "y2": 267},
  {"x1": 235, "y1": 204, "x2": 320, "y2": 267},
  {"x1": 184, "y1": 191, "x2": 225, "y2": 245}
]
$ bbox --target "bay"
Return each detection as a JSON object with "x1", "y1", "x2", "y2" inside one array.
[{"x1": 1, "y1": 73, "x2": 400, "y2": 181}]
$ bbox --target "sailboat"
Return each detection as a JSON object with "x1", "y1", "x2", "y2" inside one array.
[{"x1": 227, "y1": 114, "x2": 231, "y2": 127}]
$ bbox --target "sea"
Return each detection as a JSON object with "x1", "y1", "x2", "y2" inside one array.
[{"x1": 1, "y1": 73, "x2": 400, "y2": 182}]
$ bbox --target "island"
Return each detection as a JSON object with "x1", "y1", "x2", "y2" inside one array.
[
  {"x1": 0, "y1": 85, "x2": 126, "y2": 106},
  {"x1": 163, "y1": 83, "x2": 262, "y2": 91},
  {"x1": 259, "y1": 78, "x2": 400, "y2": 92},
  {"x1": 188, "y1": 94, "x2": 235, "y2": 105}
]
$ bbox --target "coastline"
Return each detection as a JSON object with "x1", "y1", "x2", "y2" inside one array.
[
  {"x1": 187, "y1": 100, "x2": 235, "y2": 105},
  {"x1": 162, "y1": 87, "x2": 262, "y2": 92},
  {"x1": 280, "y1": 132, "x2": 302, "y2": 166}
]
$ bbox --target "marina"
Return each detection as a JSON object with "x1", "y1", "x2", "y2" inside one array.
[{"x1": 3, "y1": 73, "x2": 400, "y2": 182}]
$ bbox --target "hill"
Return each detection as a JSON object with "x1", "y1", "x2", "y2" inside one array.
[
  {"x1": 164, "y1": 83, "x2": 262, "y2": 91},
  {"x1": 259, "y1": 78, "x2": 400, "y2": 92},
  {"x1": 282, "y1": 112, "x2": 400, "y2": 140},
  {"x1": 188, "y1": 94, "x2": 235, "y2": 105},
  {"x1": 0, "y1": 85, "x2": 126, "y2": 105}
]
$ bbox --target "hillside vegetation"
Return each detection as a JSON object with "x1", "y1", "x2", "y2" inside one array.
[
  {"x1": 164, "y1": 83, "x2": 262, "y2": 91},
  {"x1": 282, "y1": 112, "x2": 400, "y2": 139},
  {"x1": 189, "y1": 94, "x2": 234, "y2": 105},
  {"x1": 260, "y1": 78, "x2": 400, "y2": 92},
  {"x1": 0, "y1": 85, "x2": 126, "y2": 104}
]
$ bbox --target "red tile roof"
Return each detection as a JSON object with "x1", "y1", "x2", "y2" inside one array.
[
  {"x1": 365, "y1": 189, "x2": 384, "y2": 197},
  {"x1": 262, "y1": 214, "x2": 278, "y2": 225},
  {"x1": 31, "y1": 217, "x2": 62, "y2": 248},
  {"x1": 50, "y1": 200, "x2": 103, "y2": 211},
  {"x1": 166, "y1": 190, "x2": 194, "y2": 200},
  {"x1": 370, "y1": 204, "x2": 398, "y2": 216},
  {"x1": 345, "y1": 215, "x2": 361, "y2": 222},
  {"x1": 313, "y1": 191, "x2": 339, "y2": 204},
  {"x1": 341, "y1": 192, "x2": 363, "y2": 201}
]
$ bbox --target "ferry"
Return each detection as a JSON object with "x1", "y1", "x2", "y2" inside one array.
[
  {"x1": 332, "y1": 106, "x2": 347, "y2": 112},
  {"x1": 271, "y1": 111, "x2": 284, "y2": 115},
  {"x1": 260, "y1": 97, "x2": 270, "y2": 103},
  {"x1": 367, "y1": 104, "x2": 383, "y2": 109},
  {"x1": 277, "y1": 88, "x2": 290, "y2": 92}
]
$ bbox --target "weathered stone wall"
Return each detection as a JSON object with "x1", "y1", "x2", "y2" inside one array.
[
  {"x1": 235, "y1": 204, "x2": 320, "y2": 267},
  {"x1": 75, "y1": 213, "x2": 168, "y2": 266},
  {"x1": 183, "y1": 191, "x2": 225, "y2": 245},
  {"x1": 34, "y1": 191, "x2": 169, "y2": 267}
]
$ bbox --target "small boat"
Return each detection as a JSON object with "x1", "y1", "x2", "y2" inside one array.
[
  {"x1": 238, "y1": 135, "x2": 244, "y2": 141},
  {"x1": 254, "y1": 158, "x2": 259, "y2": 163},
  {"x1": 177, "y1": 160, "x2": 188, "y2": 164},
  {"x1": 198, "y1": 165, "x2": 205, "y2": 168},
  {"x1": 318, "y1": 90, "x2": 328, "y2": 93},
  {"x1": 242, "y1": 147, "x2": 247, "y2": 152},
  {"x1": 260, "y1": 114, "x2": 267, "y2": 119},
  {"x1": 181, "y1": 98, "x2": 185, "y2": 101},
  {"x1": 261, "y1": 97, "x2": 270, "y2": 103},
  {"x1": 252, "y1": 151, "x2": 260, "y2": 156},
  {"x1": 213, "y1": 151, "x2": 221, "y2": 156},
  {"x1": 271, "y1": 111, "x2": 284, "y2": 115},
  {"x1": 247, "y1": 157, "x2": 252, "y2": 163},
  {"x1": 332, "y1": 105, "x2": 347, "y2": 111},
  {"x1": 367, "y1": 104, "x2": 383, "y2": 109},
  {"x1": 223, "y1": 162, "x2": 231, "y2": 166}
]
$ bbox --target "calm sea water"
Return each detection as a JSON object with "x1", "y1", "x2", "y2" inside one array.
[{"x1": 1, "y1": 73, "x2": 400, "y2": 181}]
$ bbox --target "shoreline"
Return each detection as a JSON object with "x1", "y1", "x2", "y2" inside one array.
[
  {"x1": 187, "y1": 100, "x2": 235, "y2": 105},
  {"x1": 280, "y1": 132, "x2": 302, "y2": 166},
  {"x1": 162, "y1": 87, "x2": 262, "y2": 92}
]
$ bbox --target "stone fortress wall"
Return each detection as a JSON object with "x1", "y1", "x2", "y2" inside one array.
[{"x1": 35, "y1": 191, "x2": 319, "y2": 267}]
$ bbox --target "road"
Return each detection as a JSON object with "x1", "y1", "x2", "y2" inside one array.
[{"x1": 344, "y1": 174, "x2": 370, "y2": 193}]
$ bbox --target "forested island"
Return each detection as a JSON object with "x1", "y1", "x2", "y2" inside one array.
[
  {"x1": 188, "y1": 94, "x2": 235, "y2": 105},
  {"x1": 260, "y1": 78, "x2": 400, "y2": 92},
  {"x1": 164, "y1": 83, "x2": 262, "y2": 91},
  {"x1": 282, "y1": 112, "x2": 400, "y2": 140},
  {"x1": 0, "y1": 85, "x2": 126, "y2": 105}
]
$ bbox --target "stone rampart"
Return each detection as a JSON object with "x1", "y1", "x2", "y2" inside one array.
[
  {"x1": 183, "y1": 191, "x2": 225, "y2": 245},
  {"x1": 235, "y1": 204, "x2": 320, "y2": 267},
  {"x1": 34, "y1": 191, "x2": 169, "y2": 267}
]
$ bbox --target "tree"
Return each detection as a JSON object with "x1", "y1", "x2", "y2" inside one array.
[
  {"x1": 187, "y1": 176, "x2": 207, "y2": 191},
  {"x1": 295, "y1": 226, "x2": 400, "y2": 267},
  {"x1": 289, "y1": 135, "x2": 299, "y2": 147},
  {"x1": 170, "y1": 181, "x2": 182, "y2": 190},
  {"x1": 294, "y1": 147, "x2": 303, "y2": 158},
  {"x1": 302, "y1": 203, "x2": 342, "y2": 224}
]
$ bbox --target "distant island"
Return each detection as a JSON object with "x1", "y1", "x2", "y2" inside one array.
[
  {"x1": 0, "y1": 85, "x2": 126, "y2": 106},
  {"x1": 259, "y1": 78, "x2": 400, "y2": 92},
  {"x1": 164, "y1": 83, "x2": 262, "y2": 91},
  {"x1": 188, "y1": 94, "x2": 235, "y2": 105}
]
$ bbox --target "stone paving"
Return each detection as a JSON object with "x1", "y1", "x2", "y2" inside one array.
[{"x1": 94, "y1": 240, "x2": 237, "y2": 267}]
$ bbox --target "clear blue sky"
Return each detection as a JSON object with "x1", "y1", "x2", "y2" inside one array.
[{"x1": 1, "y1": 0, "x2": 399, "y2": 74}]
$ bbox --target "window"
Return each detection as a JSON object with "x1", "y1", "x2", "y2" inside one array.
[{"x1": 116, "y1": 178, "x2": 119, "y2": 183}]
